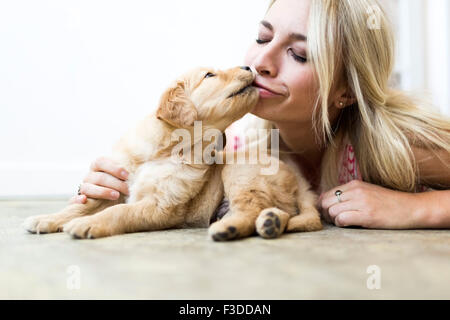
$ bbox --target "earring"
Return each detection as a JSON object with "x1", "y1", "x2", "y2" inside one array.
[{"x1": 339, "y1": 101, "x2": 344, "y2": 107}]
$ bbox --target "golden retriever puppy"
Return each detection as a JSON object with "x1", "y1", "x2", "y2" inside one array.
[
  {"x1": 209, "y1": 148, "x2": 323, "y2": 241},
  {"x1": 23, "y1": 66, "x2": 259, "y2": 239}
]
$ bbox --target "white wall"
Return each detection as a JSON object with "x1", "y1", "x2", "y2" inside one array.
[
  {"x1": 0, "y1": 0, "x2": 267, "y2": 197},
  {"x1": 425, "y1": 0, "x2": 450, "y2": 116},
  {"x1": 396, "y1": 0, "x2": 427, "y2": 91},
  {"x1": 397, "y1": 0, "x2": 450, "y2": 116}
]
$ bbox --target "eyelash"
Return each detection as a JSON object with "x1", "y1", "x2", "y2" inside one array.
[
  {"x1": 288, "y1": 48, "x2": 307, "y2": 63},
  {"x1": 255, "y1": 39, "x2": 307, "y2": 63},
  {"x1": 256, "y1": 39, "x2": 269, "y2": 45}
]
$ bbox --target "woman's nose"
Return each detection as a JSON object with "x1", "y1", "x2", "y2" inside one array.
[{"x1": 253, "y1": 46, "x2": 278, "y2": 78}]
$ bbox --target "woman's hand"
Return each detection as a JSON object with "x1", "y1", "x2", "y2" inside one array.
[
  {"x1": 69, "y1": 157, "x2": 130, "y2": 204},
  {"x1": 319, "y1": 180, "x2": 424, "y2": 229}
]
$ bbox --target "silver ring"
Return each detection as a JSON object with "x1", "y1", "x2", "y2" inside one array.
[{"x1": 335, "y1": 190, "x2": 343, "y2": 203}]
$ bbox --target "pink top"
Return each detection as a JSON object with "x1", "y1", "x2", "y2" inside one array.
[{"x1": 338, "y1": 142, "x2": 362, "y2": 185}]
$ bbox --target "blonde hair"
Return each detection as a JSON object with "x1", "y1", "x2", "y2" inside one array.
[{"x1": 258, "y1": 0, "x2": 450, "y2": 192}]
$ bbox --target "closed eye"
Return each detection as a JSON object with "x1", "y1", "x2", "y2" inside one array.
[
  {"x1": 288, "y1": 48, "x2": 307, "y2": 63},
  {"x1": 204, "y1": 72, "x2": 216, "y2": 79},
  {"x1": 256, "y1": 38, "x2": 271, "y2": 45}
]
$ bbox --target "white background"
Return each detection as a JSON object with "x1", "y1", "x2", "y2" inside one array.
[{"x1": 0, "y1": 0, "x2": 449, "y2": 198}]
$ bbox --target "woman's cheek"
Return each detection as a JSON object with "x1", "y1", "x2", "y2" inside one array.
[
  {"x1": 290, "y1": 70, "x2": 317, "y2": 101},
  {"x1": 283, "y1": 73, "x2": 318, "y2": 116}
]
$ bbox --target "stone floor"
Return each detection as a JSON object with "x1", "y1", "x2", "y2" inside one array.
[{"x1": 1, "y1": 200, "x2": 449, "y2": 299}]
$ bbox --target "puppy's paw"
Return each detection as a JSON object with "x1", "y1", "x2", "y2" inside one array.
[
  {"x1": 63, "y1": 217, "x2": 108, "y2": 239},
  {"x1": 208, "y1": 221, "x2": 240, "y2": 242},
  {"x1": 23, "y1": 215, "x2": 64, "y2": 234},
  {"x1": 255, "y1": 208, "x2": 289, "y2": 239}
]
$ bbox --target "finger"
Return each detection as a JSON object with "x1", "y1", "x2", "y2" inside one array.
[
  {"x1": 320, "y1": 180, "x2": 365, "y2": 210},
  {"x1": 90, "y1": 157, "x2": 129, "y2": 181},
  {"x1": 69, "y1": 194, "x2": 86, "y2": 204},
  {"x1": 79, "y1": 182, "x2": 121, "y2": 201},
  {"x1": 321, "y1": 188, "x2": 351, "y2": 210},
  {"x1": 334, "y1": 211, "x2": 365, "y2": 228},
  {"x1": 83, "y1": 172, "x2": 129, "y2": 196},
  {"x1": 328, "y1": 201, "x2": 359, "y2": 220}
]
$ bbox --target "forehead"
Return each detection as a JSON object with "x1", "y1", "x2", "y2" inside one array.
[{"x1": 265, "y1": 0, "x2": 310, "y2": 35}]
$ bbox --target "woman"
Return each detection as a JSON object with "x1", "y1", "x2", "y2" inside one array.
[{"x1": 72, "y1": 0, "x2": 450, "y2": 229}]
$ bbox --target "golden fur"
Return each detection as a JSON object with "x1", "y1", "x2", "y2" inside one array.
[
  {"x1": 23, "y1": 66, "x2": 322, "y2": 240},
  {"x1": 209, "y1": 148, "x2": 322, "y2": 241}
]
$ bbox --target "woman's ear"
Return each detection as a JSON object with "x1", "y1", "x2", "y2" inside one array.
[
  {"x1": 335, "y1": 88, "x2": 357, "y2": 109},
  {"x1": 156, "y1": 81, "x2": 198, "y2": 128}
]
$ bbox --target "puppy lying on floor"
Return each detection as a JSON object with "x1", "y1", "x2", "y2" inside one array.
[
  {"x1": 23, "y1": 66, "x2": 322, "y2": 240},
  {"x1": 208, "y1": 144, "x2": 323, "y2": 241}
]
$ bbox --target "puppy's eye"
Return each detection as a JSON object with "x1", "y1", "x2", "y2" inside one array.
[{"x1": 204, "y1": 72, "x2": 216, "y2": 79}]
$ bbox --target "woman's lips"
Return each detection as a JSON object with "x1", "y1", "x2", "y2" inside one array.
[
  {"x1": 253, "y1": 81, "x2": 284, "y2": 99},
  {"x1": 257, "y1": 87, "x2": 280, "y2": 99}
]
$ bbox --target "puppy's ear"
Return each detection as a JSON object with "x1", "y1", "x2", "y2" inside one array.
[{"x1": 156, "y1": 81, "x2": 198, "y2": 128}]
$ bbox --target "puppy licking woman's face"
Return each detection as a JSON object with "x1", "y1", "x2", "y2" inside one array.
[{"x1": 157, "y1": 67, "x2": 259, "y2": 131}]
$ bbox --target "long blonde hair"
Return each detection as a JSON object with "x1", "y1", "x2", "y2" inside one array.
[{"x1": 258, "y1": 0, "x2": 450, "y2": 192}]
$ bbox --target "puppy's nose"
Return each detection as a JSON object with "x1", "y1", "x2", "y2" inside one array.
[{"x1": 240, "y1": 66, "x2": 252, "y2": 72}]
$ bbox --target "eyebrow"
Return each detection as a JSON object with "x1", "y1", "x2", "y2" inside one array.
[{"x1": 260, "y1": 20, "x2": 307, "y2": 42}]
